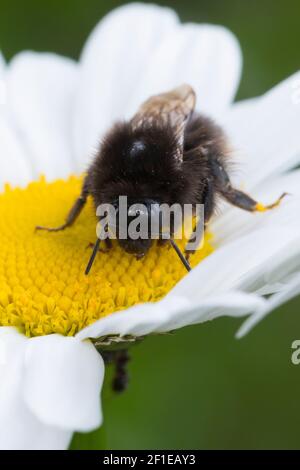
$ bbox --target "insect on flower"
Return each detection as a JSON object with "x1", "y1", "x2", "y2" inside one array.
[{"x1": 36, "y1": 84, "x2": 286, "y2": 273}]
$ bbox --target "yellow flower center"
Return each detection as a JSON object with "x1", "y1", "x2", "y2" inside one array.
[{"x1": 0, "y1": 176, "x2": 214, "y2": 337}]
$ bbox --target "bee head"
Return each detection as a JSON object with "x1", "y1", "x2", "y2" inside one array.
[{"x1": 109, "y1": 197, "x2": 161, "y2": 256}]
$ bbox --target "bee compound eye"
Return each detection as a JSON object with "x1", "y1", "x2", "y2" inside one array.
[{"x1": 128, "y1": 205, "x2": 148, "y2": 218}]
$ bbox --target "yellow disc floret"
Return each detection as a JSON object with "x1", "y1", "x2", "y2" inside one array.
[{"x1": 0, "y1": 176, "x2": 214, "y2": 337}]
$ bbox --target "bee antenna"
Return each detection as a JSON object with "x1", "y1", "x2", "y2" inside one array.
[
  {"x1": 85, "y1": 238, "x2": 101, "y2": 275},
  {"x1": 169, "y1": 238, "x2": 191, "y2": 272}
]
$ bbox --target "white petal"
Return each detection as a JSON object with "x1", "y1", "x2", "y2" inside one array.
[
  {"x1": 207, "y1": 172, "x2": 300, "y2": 301},
  {"x1": 77, "y1": 194, "x2": 299, "y2": 339},
  {"x1": 223, "y1": 71, "x2": 300, "y2": 189},
  {"x1": 0, "y1": 327, "x2": 27, "y2": 384},
  {"x1": 127, "y1": 23, "x2": 241, "y2": 120},
  {"x1": 237, "y1": 271, "x2": 300, "y2": 338},
  {"x1": 73, "y1": 3, "x2": 179, "y2": 169},
  {"x1": 23, "y1": 335, "x2": 104, "y2": 432},
  {"x1": 0, "y1": 115, "x2": 33, "y2": 189},
  {"x1": 212, "y1": 169, "x2": 300, "y2": 246},
  {"x1": 162, "y1": 291, "x2": 264, "y2": 332},
  {"x1": 6, "y1": 52, "x2": 77, "y2": 180},
  {"x1": 0, "y1": 328, "x2": 71, "y2": 450},
  {"x1": 171, "y1": 226, "x2": 300, "y2": 298},
  {"x1": 0, "y1": 52, "x2": 33, "y2": 188},
  {"x1": 239, "y1": 236, "x2": 300, "y2": 300},
  {"x1": 0, "y1": 395, "x2": 72, "y2": 450},
  {"x1": 76, "y1": 291, "x2": 264, "y2": 340}
]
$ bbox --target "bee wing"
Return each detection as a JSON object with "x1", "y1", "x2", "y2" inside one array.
[{"x1": 131, "y1": 84, "x2": 196, "y2": 160}]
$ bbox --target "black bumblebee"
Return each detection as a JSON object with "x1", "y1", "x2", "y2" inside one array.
[{"x1": 36, "y1": 84, "x2": 285, "y2": 273}]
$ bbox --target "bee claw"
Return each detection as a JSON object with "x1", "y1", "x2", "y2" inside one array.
[
  {"x1": 255, "y1": 192, "x2": 289, "y2": 212},
  {"x1": 35, "y1": 225, "x2": 47, "y2": 232}
]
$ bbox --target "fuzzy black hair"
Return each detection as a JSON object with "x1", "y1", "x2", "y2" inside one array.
[
  {"x1": 88, "y1": 119, "x2": 190, "y2": 207},
  {"x1": 86, "y1": 113, "x2": 229, "y2": 219}
]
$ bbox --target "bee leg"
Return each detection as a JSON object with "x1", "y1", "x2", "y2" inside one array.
[
  {"x1": 104, "y1": 237, "x2": 113, "y2": 249},
  {"x1": 185, "y1": 220, "x2": 204, "y2": 261},
  {"x1": 184, "y1": 249, "x2": 194, "y2": 262},
  {"x1": 35, "y1": 188, "x2": 88, "y2": 232},
  {"x1": 212, "y1": 159, "x2": 287, "y2": 212},
  {"x1": 184, "y1": 197, "x2": 210, "y2": 260},
  {"x1": 98, "y1": 240, "x2": 112, "y2": 253},
  {"x1": 222, "y1": 187, "x2": 287, "y2": 213},
  {"x1": 98, "y1": 231, "x2": 113, "y2": 253},
  {"x1": 185, "y1": 222, "x2": 197, "y2": 261},
  {"x1": 102, "y1": 349, "x2": 130, "y2": 393},
  {"x1": 112, "y1": 350, "x2": 130, "y2": 393},
  {"x1": 169, "y1": 238, "x2": 191, "y2": 272},
  {"x1": 86, "y1": 239, "x2": 110, "y2": 251},
  {"x1": 158, "y1": 228, "x2": 175, "y2": 249}
]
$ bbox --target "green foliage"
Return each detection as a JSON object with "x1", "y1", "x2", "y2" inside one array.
[{"x1": 0, "y1": 0, "x2": 299, "y2": 99}]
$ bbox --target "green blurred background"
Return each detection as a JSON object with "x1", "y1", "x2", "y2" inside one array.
[{"x1": 1, "y1": 0, "x2": 299, "y2": 450}]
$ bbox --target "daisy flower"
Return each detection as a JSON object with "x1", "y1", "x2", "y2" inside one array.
[{"x1": 0, "y1": 3, "x2": 299, "y2": 450}]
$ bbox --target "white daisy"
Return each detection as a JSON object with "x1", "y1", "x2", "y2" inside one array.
[{"x1": 0, "y1": 2, "x2": 299, "y2": 450}]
